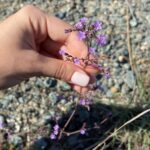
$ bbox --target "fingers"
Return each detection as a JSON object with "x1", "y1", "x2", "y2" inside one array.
[
  {"x1": 31, "y1": 54, "x2": 90, "y2": 87},
  {"x1": 19, "y1": 5, "x2": 88, "y2": 58}
]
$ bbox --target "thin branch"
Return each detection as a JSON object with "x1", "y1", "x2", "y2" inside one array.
[
  {"x1": 91, "y1": 109, "x2": 150, "y2": 150},
  {"x1": 58, "y1": 106, "x2": 77, "y2": 139}
]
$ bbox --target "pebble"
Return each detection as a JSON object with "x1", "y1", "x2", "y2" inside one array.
[
  {"x1": 121, "y1": 84, "x2": 130, "y2": 94},
  {"x1": 124, "y1": 71, "x2": 136, "y2": 89},
  {"x1": 106, "y1": 90, "x2": 113, "y2": 97},
  {"x1": 118, "y1": 55, "x2": 127, "y2": 63},
  {"x1": 45, "y1": 78, "x2": 57, "y2": 88},
  {"x1": 123, "y1": 64, "x2": 131, "y2": 70},
  {"x1": 59, "y1": 81, "x2": 71, "y2": 91},
  {"x1": 48, "y1": 92, "x2": 57, "y2": 105},
  {"x1": 111, "y1": 87, "x2": 119, "y2": 93},
  {"x1": 10, "y1": 135, "x2": 23, "y2": 146},
  {"x1": 130, "y1": 18, "x2": 138, "y2": 27}
]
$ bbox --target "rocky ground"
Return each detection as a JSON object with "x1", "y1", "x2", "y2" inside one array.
[{"x1": 0, "y1": 0, "x2": 150, "y2": 150}]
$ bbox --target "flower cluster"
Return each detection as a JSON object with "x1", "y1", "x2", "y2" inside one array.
[
  {"x1": 59, "y1": 17, "x2": 110, "y2": 79},
  {"x1": 49, "y1": 17, "x2": 111, "y2": 141},
  {"x1": 65, "y1": 17, "x2": 107, "y2": 45},
  {"x1": 50, "y1": 124, "x2": 60, "y2": 140},
  {"x1": 79, "y1": 98, "x2": 92, "y2": 106}
]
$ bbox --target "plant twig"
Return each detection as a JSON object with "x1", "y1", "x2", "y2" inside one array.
[
  {"x1": 58, "y1": 106, "x2": 77, "y2": 139},
  {"x1": 86, "y1": 109, "x2": 150, "y2": 150},
  {"x1": 126, "y1": 4, "x2": 134, "y2": 72}
]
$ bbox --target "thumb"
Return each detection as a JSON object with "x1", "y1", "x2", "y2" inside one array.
[{"x1": 35, "y1": 55, "x2": 90, "y2": 87}]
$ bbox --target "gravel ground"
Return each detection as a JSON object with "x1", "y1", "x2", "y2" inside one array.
[{"x1": 0, "y1": 0, "x2": 150, "y2": 150}]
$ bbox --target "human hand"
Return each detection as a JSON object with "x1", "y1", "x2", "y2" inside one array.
[{"x1": 0, "y1": 5, "x2": 98, "y2": 93}]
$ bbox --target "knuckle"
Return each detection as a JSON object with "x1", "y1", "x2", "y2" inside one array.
[
  {"x1": 55, "y1": 62, "x2": 66, "y2": 79},
  {"x1": 55, "y1": 62, "x2": 73, "y2": 81},
  {"x1": 21, "y1": 5, "x2": 35, "y2": 13}
]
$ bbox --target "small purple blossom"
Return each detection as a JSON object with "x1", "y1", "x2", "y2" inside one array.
[
  {"x1": 59, "y1": 49, "x2": 66, "y2": 55},
  {"x1": 53, "y1": 130, "x2": 59, "y2": 135},
  {"x1": 50, "y1": 133, "x2": 56, "y2": 140},
  {"x1": 85, "y1": 99, "x2": 92, "y2": 105},
  {"x1": 96, "y1": 34, "x2": 108, "y2": 46},
  {"x1": 92, "y1": 21, "x2": 102, "y2": 31},
  {"x1": 74, "y1": 58, "x2": 80, "y2": 65},
  {"x1": 79, "y1": 99, "x2": 86, "y2": 106},
  {"x1": 80, "y1": 128, "x2": 86, "y2": 135},
  {"x1": 75, "y1": 22, "x2": 83, "y2": 30},
  {"x1": 104, "y1": 72, "x2": 111, "y2": 79},
  {"x1": 88, "y1": 47, "x2": 96, "y2": 54},
  {"x1": 53, "y1": 124, "x2": 59, "y2": 131},
  {"x1": 79, "y1": 98, "x2": 92, "y2": 106},
  {"x1": 80, "y1": 17, "x2": 88, "y2": 24},
  {"x1": 78, "y1": 31, "x2": 86, "y2": 40}
]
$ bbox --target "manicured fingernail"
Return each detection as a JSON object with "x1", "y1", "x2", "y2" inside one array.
[{"x1": 71, "y1": 72, "x2": 90, "y2": 87}]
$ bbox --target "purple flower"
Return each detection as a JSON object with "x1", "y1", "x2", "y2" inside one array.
[
  {"x1": 53, "y1": 124, "x2": 59, "y2": 131},
  {"x1": 92, "y1": 21, "x2": 102, "y2": 31},
  {"x1": 75, "y1": 22, "x2": 83, "y2": 30},
  {"x1": 53, "y1": 130, "x2": 59, "y2": 135},
  {"x1": 80, "y1": 128, "x2": 86, "y2": 135},
  {"x1": 85, "y1": 99, "x2": 92, "y2": 105},
  {"x1": 96, "y1": 34, "x2": 108, "y2": 46},
  {"x1": 74, "y1": 58, "x2": 80, "y2": 65},
  {"x1": 78, "y1": 31, "x2": 86, "y2": 40},
  {"x1": 88, "y1": 47, "x2": 96, "y2": 54},
  {"x1": 50, "y1": 133, "x2": 56, "y2": 140},
  {"x1": 59, "y1": 49, "x2": 66, "y2": 55},
  {"x1": 104, "y1": 72, "x2": 111, "y2": 79},
  {"x1": 79, "y1": 99, "x2": 86, "y2": 106},
  {"x1": 80, "y1": 17, "x2": 88, "y2": 24}
]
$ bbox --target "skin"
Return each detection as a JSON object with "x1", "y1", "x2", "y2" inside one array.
[{"x1": 0, "y1": 5, "x2": 98, "y2": 93}]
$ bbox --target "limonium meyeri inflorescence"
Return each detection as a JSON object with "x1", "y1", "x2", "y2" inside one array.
[{"x1": 60, "y1": 17, "x2": 110, "y2": 78}]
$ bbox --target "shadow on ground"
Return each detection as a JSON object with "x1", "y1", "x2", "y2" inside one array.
[{"x1": 29, "y1": 103, "x2": 150, "y2": 150}]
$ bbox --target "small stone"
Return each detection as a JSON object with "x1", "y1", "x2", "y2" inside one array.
[
  {"x1": 120, "y1": 8, "x2": 126, "y2": 16},
  {"x1": 59, "y1": 81, "x2": 71, "y2": 91},
  {"x1": 18, "y1": 97, "x2": 24, "y2": 103},
  {"x1": 145, "y1": 15, "x2": 150, "y2": 23},
  {"x1": 123, "y1": 64, "x2": 131, "y2": 70},
  {"x1": 124, "y1": 71, "x2": 136, "y2": 89},
  {"x1": 48, "y1": 92, "x2": 57, "y2": 104},
  {"x1": 111, "y1": 87, "x2": 119, "y2": 93},
  {"x1": 121, "y1": 84, "x2": 130, "y2": 94},
  {"x1": 107, "y1": 79, "x2": 114, "y2": 87},
  {"x1": 113, "y1": 62, "x2": 120, "y2": 67},
  {"x1": 106, "y1": 90, "x2": 113, "y2": 97},
  {"x1": 15, "y1": 123, "x2": 21, "y2": 133},
  {"x1": 123, "y1": 49, "x2": 129, "y2": 56},
  {"x1": 60, "y1": 99, "x2": 66, "y2": 104},
  {"x1": 10, "y1": 135, "x2": 23, "y2": 146},
  {"x1": 46, "y1": 79, "x2": 57, "y2": 88},
  {"x1": 118, "y1": 55, "x2": 126, "y2": 63},
  {"x1": 130, "y1": 18, "x2": 138, "y2": 27}
]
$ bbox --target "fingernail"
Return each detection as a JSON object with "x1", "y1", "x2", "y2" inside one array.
[{"x1": 71, "y1": 72, "x2": 90, "y2": 87}]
